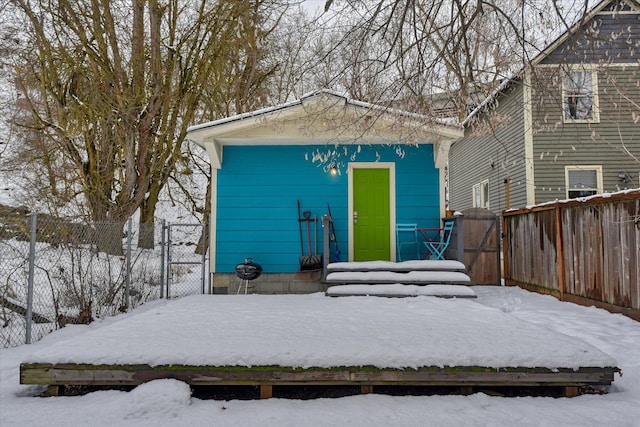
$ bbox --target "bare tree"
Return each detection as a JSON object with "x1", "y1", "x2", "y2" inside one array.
[
  {"x1": 314, "y1": 0, "x2": 589, "y2": 120},
  {"x1": 7, "y1": 0, "x2": 285, "y2": 252}
]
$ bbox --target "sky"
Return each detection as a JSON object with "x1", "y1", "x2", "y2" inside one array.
[{"x1": 302, "y1": 0, "x2": 327, "y2": 16}]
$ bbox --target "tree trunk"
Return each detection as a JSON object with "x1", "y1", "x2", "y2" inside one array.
[
  {"x1": 138, "y1": 221, "x2": 155, "y2": 249},
  {"x1": 138, "y1": 196, "x2": 158, "y2": 249},
  {"x1": 95, "y1": 222, "x2": 125, "y2": 256},
  {"x1": 195, "y1": 177, "x2": 212, "y2": 255}
]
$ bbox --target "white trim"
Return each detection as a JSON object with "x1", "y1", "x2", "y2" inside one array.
[
  {"x1": 472, "y1": 179, "x2": 490, "y2": 209},
  {"x1": 564, "y1": 165, "x2": 603, "y2": 198},
  {"x1": 523, "y1": 69, "x2": 536, "y2": 205},
  {"x1": 435, "y1": 142, "x2": 451, "y2": 217},
  {"x1": 208, "y1": 168, "x2": 218, "y2": 276},
  {"x1": 439, "y1": 167, "x2": 447, "y2": 218},
  {"x1": 534, "y1": 62, "x2": 639, "y2": 68},
  {"x1": 347, "y1": 162, "x2": 396, "y2": 262},
  {"x1": 187, "y1": 90, "x2": 462, "y2": 145}
]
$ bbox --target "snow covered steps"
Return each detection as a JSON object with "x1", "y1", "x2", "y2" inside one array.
[
  {"x1": 327, "y1": 260, "x2": 468, "y2": 273},
  {"x1": 325, "y1": 260, "x2": 475, "y2": 298},
  {"x1": 326, "y1": 284, "x2": 477, "y2": 298}
]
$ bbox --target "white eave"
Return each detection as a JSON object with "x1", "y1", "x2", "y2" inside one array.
[{"x1": 188, "y1": 89, "x2": 462, "y2": 169}]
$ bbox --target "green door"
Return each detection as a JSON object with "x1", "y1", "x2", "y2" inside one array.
[{"x1": 353, "y1": 168, "x2": 390, "y2": 261}]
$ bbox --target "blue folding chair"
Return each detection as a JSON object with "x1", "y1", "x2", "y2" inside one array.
[
  {"x1": 396, "y1": 223, "x2": 420, "y2": 261},
  {"x1": 424, "y1": 221, "x2": 454, "y2": 260}
]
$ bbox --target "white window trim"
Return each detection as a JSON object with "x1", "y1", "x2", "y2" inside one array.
[
  {"x1": 565, "y1": 165, "x2": 603, "y2": 199},
  {"x1": 562, "y1": 67, "x2": 600, "y2": 123},
  {"x1": 472, "y1": 179, "x2": 490, "y2": 208}
]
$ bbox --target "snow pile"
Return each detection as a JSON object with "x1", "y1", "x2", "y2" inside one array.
[
  {"x1": 326, "y1": 284, "x2": 477, "y2": 298},
  {"x1": 22, "y1": 293, "x2": 614, "y2": 369},
  {"x1": 325, "y1": 270, "x2": 471, "y2": 284},
  {"x1": 2, "y1": 286, "x2": 639, "y2": 427},
  {"x1": 327, "y1": 260, "x2": 466, "y2": 272}
]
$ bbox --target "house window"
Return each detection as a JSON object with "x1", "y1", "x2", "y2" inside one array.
[
  {"x1": 565, "y1": 166, "x2": 602, "y2": 199},
  {"x1": 472, "y1": 180, "x2": 489, "y2": 208},
  {"x1": 563, "y1": 69, "x2": 599, "y2": 122}
]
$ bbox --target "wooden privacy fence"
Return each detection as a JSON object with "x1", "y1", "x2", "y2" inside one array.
[
  {"x1": 502, "y1": 190, "x2": 640, "y2": 321},
  {"x1": 445, "y1": 208, "x2": 501, "y2": 285}
]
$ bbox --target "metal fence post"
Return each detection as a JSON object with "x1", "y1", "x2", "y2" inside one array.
[
  {"x1": 25, "y1": 212, "x2": 37, "y2": 344},
  {"x1": 201, "y1": 223, "x2": 206, "y2": 294},
  {"x1": 125, "y1": 218, "x2": 132, "y2": 310},
  {"x1": 160, "y1": 219, "x2": 166, "y2": 298},
  {"x1": 166, "y1": 224, "x2": 172, "y2": 299}
]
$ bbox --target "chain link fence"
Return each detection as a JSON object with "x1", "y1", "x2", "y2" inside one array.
[{"x1": 0, "y1": 208, "x2": 207, "y2": 348}]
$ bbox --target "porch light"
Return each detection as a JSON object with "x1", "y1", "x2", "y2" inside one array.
[{"x1": 329, "y1": 164, "x2": 338, "y2": 176}]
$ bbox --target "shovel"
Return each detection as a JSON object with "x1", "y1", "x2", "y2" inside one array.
[{"x1": 298, "y1": 202, "x2": 322, "y2": 271}]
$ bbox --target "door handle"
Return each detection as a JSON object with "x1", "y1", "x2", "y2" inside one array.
[{"x1": 353, "y1": 211, "x2": 358, "y2": 224}]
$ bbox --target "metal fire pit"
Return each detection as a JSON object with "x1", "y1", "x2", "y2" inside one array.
[{"x1": 235, "y1": 258, "x2": 262, "y2": 294}]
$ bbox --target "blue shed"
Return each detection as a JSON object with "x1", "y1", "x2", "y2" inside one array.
[{"x1": 187, "y1": 90, "x2": 462, "y2": 293}]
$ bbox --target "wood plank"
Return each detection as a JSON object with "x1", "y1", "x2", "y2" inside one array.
[
  {"x1": 361, "y1": 385, "x2": 374, "y2": 394},
  {"x1": 0, "y1": 295, "x2": 53, "y2": 324},
  {"x1": 260, "y1": 385, "x2": 272, "y2": 399},
  {"x1": 47, "y1": 385, "x2": 64, "y2": 396},
  {"x1": 21, "y1": 363, "x2": 619, "y2": 388},
  {"x1": 565, "y1": 386, "x2": 579, "y2": 397},
  {"x1": 326, "y1": 292, "x2": 477, "y2": 299},
  {"x1": 505, "y1": 191, "x2": 640, "y2": 319}
]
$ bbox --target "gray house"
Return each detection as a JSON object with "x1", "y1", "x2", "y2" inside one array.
[{"x1": 449, "y1": 0, "x2": 640, "y2": 214}]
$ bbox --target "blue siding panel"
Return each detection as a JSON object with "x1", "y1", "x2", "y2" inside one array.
[{"x1": 215, "y1": 145, "x2": 440, "y2": 272}]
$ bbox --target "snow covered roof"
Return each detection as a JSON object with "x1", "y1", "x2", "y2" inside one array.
[
  {"x1": 187, "y1": 89, "x2": 460, "y2": 136},
  {"x1": 187, "y1": 89, "x2": 462, "y2": 169}
]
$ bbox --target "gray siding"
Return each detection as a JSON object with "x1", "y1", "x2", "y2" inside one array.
[
  {"x1": 451, "y1": 0, "x2": 640, "y2": 211},
  {"x1": 540, "y1": 3, "x2": 640, "y2": 65},
  {"x1": 449, "y1": 83, "x2": 527, "y2": 214},
  {"x1": 531, "y1": 65, "x2": 640, "y2": 203}
]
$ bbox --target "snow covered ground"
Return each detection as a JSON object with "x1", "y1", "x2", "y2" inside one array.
[{"x1": 1, "y1": 286, "x2": 639, "y2": 427}]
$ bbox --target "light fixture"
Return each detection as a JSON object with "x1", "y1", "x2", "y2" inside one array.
[{"x1": 329, "y1": 163, "x2": 338, "y2": 176}]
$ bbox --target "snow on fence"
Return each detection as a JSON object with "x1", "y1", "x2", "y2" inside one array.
[
  {"x1": 0, "y1": 209, "x2": 206, "y2": 348},
  {"x1": 502, "y1": 190, "x2": 640, "y2": 320}
]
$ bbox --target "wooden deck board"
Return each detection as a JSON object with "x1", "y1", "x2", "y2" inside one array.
[
  {"x1": 21, "y1": 363, "x2": 618, "y2": 391},
  {"x1": 17, "y1": 295, "x2": 621, "y2": 398}
]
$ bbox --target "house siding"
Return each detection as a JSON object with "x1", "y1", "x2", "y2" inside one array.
[
  {"x1": 531, "y1": 65, "x2": 640, "y2": 202},
  {"x1": 215, "y1": 144, "x2": 440, "y2": 273},
  {"x1": 539, "y1": 4, "x2": 640, "y2": 65},
  {"x1": 450, "y1": 0, "x2": 639, "y2": 213},
  {"x1": 449, "y1": 83, "x2": 527, "y2": 214}
]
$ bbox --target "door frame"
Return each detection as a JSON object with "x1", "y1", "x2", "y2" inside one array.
[{"x1": 347, "y1": 162, "x2": 396, "y2": 262}]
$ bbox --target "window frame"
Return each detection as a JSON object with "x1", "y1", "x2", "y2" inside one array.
[
  {"x1": 472, "y1": 179, "x2": 490, "y2": 208},
  {"x1": 565, "y1": 165, "x2": 603, "y2": 199},
  {"x1": 562, "y1": 68, "x2": 600, "y2": 123}
]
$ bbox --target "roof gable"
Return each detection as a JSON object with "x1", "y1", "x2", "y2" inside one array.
[
  {"x1": 532, "y1": 0, "x2": 640, "y2": 66},
  {"x1": 462, "y1": 0, "x2": 639, "y2": 125},
  {"x1": 188, "y1": 90, "x2": 462, "y2": 169}
]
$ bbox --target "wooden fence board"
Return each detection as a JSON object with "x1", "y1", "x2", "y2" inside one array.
[{"x1": 503, "y1": 191, "x2": 640, "y2": 320}]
